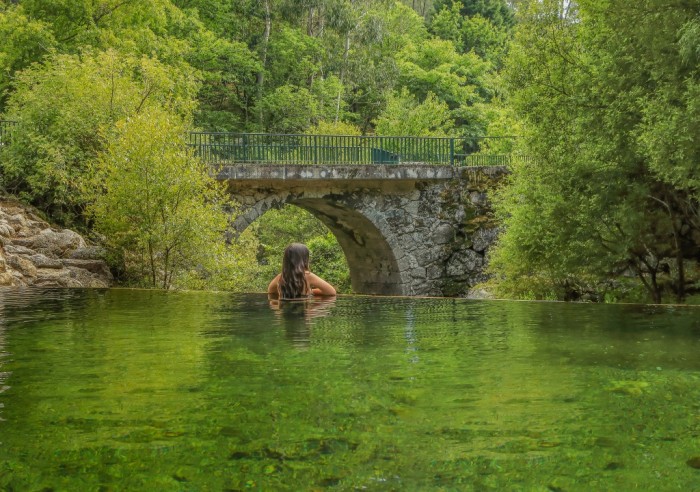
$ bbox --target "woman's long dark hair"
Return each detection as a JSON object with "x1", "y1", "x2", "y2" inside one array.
[{"x1": 278, "y1": 243, "x2": 311, "y2": 299}]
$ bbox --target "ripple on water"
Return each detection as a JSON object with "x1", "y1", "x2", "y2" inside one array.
[{"x1": 0, "y1": 289, "x2": 699, "y2": 490}]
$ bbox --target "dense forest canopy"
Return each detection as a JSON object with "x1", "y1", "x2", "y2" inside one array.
[
  {"x1": 490, "y1": 0, "x2": 700, "y2": 304},
  {"x1": 0, "y1": 0, "x2": 510, "y2": 134}
]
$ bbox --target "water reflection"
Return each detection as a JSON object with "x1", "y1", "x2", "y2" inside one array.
[
  {"x1": 268, "y1": 295, "x2": 336, "y2": 349},
  {"x1": 1, "y1": 290, "x2": 699, "y2": 491},
  {"x1": 0, "y1": 295, "x2": 9, "y2": 421}
]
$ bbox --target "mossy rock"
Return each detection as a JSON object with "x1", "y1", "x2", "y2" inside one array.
[{"x1": 606, "y1": 380, "x2": 649, "y2": 396}]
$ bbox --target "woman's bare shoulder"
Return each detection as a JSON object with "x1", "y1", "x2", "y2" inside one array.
[
  {"x1": 305, "y1": 271, "x2": 336, "y2": 296},
  {"x1": 268, "y1": 273, "x2": 282, "y2": 295}
]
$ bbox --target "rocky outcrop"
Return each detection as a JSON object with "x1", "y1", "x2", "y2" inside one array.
[{"x1": 0, "y1": 199, "x2": 112, "y2": 288}]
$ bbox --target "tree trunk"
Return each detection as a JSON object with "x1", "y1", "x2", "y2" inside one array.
[
  {"x1": 670, "y1": 196, "x2": 686, "y2": 302},
  {"x1": 335, "y1": 31, "x2": 350, "y2": 122},
  {"x1": 148, "y1": 241, "x2": 157, "y2": 288},
  {"x1": 675, "y1": 249, "x2": 685, "y2": 302},
  {"x1": 257, "y1": 0, "x2": 272, "y2": 127},
  {"x1": 634, "y1": 256, "x2": 662, "y2": 304},
  {"x1": 649, "y1": 270, "x2": 661, "y2": 304},
  {"x1": 162, "y1": 248, "x2": 170, "y2": 290}
]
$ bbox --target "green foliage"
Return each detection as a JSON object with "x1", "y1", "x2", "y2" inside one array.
[
  {"x1": 306, "y1": 120, "x2": 362, "y2": 136},
  {"x1": 87, "y1": 108, "x2": 242, "y2": 289},
  {"x1": 256, "y1": 84, "x2": 319, "y2": 133},
  {"x1": 396, "y1": 36, "x2": 492, "y2": 135},
  {"x1": 184, "y1": 26, "x2": 261, "y2": 131},
  {"x1": 0, "y1": 6, "x2": 56, "y2": 111},
  {"x1": 479, "y1": 101, "x2": 521, "y2": 153},
  {"x1": 430, "y1": 2, "x2": 462, "y2": 48},
  {"x1": 635, "y1": 15, "x2": 700, "y2": 194},
  {"x1": 17, "y1": 0, "x2": 180, "y2": 53},
  {"x1": 386, "y1": 2, "x2": 430, "y2": 47},
  {"x1": 0, "y1": 0, "x2": 517, "y2": 292},
  {"x1": 490, "y1": 0, "x2": 700, "y2": 304},
  {"x1": 254, "y1": 76, "x2": 344, "y2": 133},
  {"x1": 266, "y1": 26, "x2": 323, "y2": 88},
  {"x1": 430, "y1": 2, "x2": 511, "y2": 67},
  {"x1": 177, "y1": 230, "x2": 262, "y2": 292},
  {"x1": 461, "y1": 14, "x2": 510, "y2": 65},
  {"x1": 432, "y1": 0, "x2": 515, "y2": 29},
  {"x1": 307, "y1": 231, "x2": 351, "y2": 293},
  {"x1": 2, "y1": 0, "x2": 509, "y2": 136},
  {"x1": 374, "y1": 88, "x2": 453, "y2": 137},
  {"x1": 400, "y1": 0, "x2": 435, "y2": 19},
  {"x1": 2, "y1": 49, "x2": 198, "y2": 223}
]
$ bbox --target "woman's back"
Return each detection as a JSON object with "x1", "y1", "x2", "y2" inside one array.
[{"x1": 268, "y1": 244, "x2": 336, "y2": 299}]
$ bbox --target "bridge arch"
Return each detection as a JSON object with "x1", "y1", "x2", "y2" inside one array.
[
  {"x1": 223, "y1": 164, "x2": 508, "y2": 297},
  {"x1": 231, "y1": 192, "x2": 404, "y2": 295}
]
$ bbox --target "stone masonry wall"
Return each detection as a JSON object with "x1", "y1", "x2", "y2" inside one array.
[{"x1": 226, "y1": 166, "x2": 508, "y2": 297}]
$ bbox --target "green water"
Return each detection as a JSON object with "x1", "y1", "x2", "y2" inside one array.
[{"x1": 0, "y1": 289, "x2": 699, "y2": 491}]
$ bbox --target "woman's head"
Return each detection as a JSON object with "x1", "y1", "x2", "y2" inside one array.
[
  {"x1": 283, "y1": 243, "x2": 310, "y2": 271},
  {"x1": 278, "y1": 243, "x2": 310, "y2": 299}
]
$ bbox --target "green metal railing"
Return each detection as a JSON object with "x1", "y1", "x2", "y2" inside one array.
[
  {"x1": 0, "y1": 121, "x2": 520, "y2": 166},
  {"x1": 189, "y1": 132, "x2": 519, "y2": 166},
  {"x1": 0, "y1": 120, "x2": 16, "y2": 147}
]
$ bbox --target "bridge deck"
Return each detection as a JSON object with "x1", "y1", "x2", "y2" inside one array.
[{"x1": 215, "y1": 163, "x2": 509, "y2": 181}]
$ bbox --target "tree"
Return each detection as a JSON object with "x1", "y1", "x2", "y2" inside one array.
[
  {"x1": 179, "y1": 19, "x2": 262, "y2": 131},
  {"x1": 395, "y1": 36, "x2": 491, "y2": 136},
  {"x1": 374, "y1": 88, "x2": 453, "y2": 137},
  {"x1": 490, "y1": 0, "x2": 700, "y2": 303},
  {"x1": 431, "y1": 0, "x2": 515, "y2": 28},
  {"x1": 1, "y1": 49, "x2": 198, "y2": 223},
  {"x1": 16, "y1": 0, "x2": 182, "y2": 54},
  {"x1": 0, "y1": 0, "x2": 516, "y2": 294},
  {"x1": 0, "y1": 6, "x2": 56, "y2": 111},
  {"x1": 430, "y1": 1, "x2": 511, "y2": 67},
  {"x1": 256, "y1": 84, "x2": 319, "y2": 133},
  {"x1": 87, "y1": 108, "x2": 237, "y2": 289},
  {"x1": 632, "y1": 5, "x2": 700, "y2": 301},
  {"x1": 400, "y1": 0, "x2": 435, "y2": 19},
  {"x1": 306, "y1": 119, "x2": 362, "y2": 136}
]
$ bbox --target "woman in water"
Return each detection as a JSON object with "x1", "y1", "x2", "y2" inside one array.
[{"x1": 267, "y1": 243, "x2": 336, "y2": 299}]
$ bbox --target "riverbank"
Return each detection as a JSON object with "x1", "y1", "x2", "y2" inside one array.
[{"x1": 0, "y1": 198, "x2": 112, "y2": 287}]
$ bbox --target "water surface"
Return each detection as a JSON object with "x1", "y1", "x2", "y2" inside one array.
[{"x1": 0, "y1": 288, "x2": 699, "y2": 490}]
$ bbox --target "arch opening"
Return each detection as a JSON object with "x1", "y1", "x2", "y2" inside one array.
[
  {"x1": 236, "y1": 204, "x2": 351, "y2": 293},
  {"x1": 290, "y1": 198, "x2": 403, "y2": 296},
  {"x1": 234, "y1": 198, "x2": 403, "y2": 296}
]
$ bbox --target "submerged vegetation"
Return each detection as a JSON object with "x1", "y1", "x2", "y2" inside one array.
[
  {"x1": 2, "y1": 290, "x2": 700, "y2": 489},
  {"x1": 0, "y1": 0, "x2": 698, "y2": 303}
]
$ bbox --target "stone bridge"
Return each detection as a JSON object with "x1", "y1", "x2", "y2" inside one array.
[{"x1": 219, "y1": 164, "x2": 508, "y2": 297}]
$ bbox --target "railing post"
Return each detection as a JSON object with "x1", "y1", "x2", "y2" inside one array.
[
  {"x1": 191, "y1": 132, "x2": 197, "y2": 159},
  {"x1": 449, "y1": 138, "x2": 455, "y2": 166},
  {"x1": 314, "y1": 134, "x2": 318, "y2": 164},
  {"x1": 380, "y1": 137, "x2": 384, "y2": 163}
]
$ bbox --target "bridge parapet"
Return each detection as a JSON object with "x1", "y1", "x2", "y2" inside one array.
[
  {"x1": 192, "y1": 132, "x2": 519, "y2": 167},
  {"x1": 216, "y1": 163, "x2": 458, "y2": 181},
  {"x1": 0, "y1": 122, "x2": 522, "y2": 167}
]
